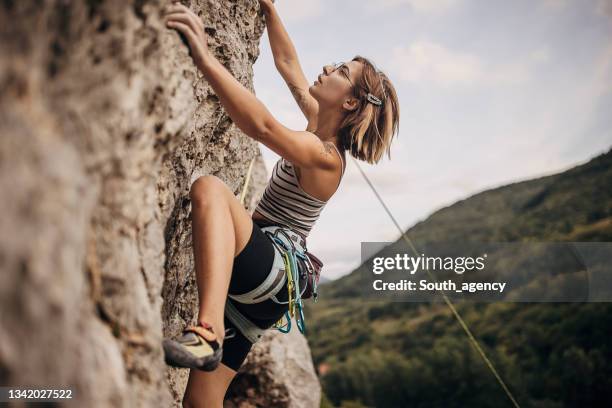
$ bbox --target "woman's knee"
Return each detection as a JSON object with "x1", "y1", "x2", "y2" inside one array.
[{"x1": 190, "y1": 175, "x2": 227, "y2": 207}]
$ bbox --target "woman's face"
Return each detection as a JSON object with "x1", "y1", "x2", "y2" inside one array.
[{"x1": 309, "y1": 60, "x2": 363, "y2": 112}]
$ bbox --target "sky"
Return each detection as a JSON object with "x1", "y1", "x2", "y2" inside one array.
[{"x1": 251, "y1": 0, "x2": 612, "y2": 280}]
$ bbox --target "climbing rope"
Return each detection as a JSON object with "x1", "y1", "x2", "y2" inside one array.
[
  {"x1": 351, "y1": 156, "x2": 521, "y2": 408},
  {"x1": 276, "y1": 250, "x2": 294, "y2": 333},
  {"x1": 239, "y1": 157, "x2": 256, "y2": 206}
]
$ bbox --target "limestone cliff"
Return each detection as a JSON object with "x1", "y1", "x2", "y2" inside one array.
[{"x1": 0, "y1": 1, "x2": 320, "y2": 406}]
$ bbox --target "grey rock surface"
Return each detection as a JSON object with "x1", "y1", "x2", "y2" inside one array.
[
  {"x1": 226, "y1": 326, "x2": 322, "y2": 408},
  {"x1": 0, "y1": 1, "x2": 320, "y2": 407}
]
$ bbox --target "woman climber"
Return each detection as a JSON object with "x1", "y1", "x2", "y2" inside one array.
[{"x1": 162, "y1": 0, "x2": 400, "y2": 406}]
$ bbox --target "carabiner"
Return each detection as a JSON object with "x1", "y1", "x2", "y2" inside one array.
[{"x1": 265, "y1": 226, "x2": 311, "y2": 335}]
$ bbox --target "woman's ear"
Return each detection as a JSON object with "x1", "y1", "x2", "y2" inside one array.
[{"x1": 342, "y1": 96, "x2": 359, "y2": 112}]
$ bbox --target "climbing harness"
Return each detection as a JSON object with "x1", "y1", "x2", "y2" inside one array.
[
  {"x1": 223, "y1": 225, "x2": 320, "y2": 343},
  {"x1": 224, "y1": 298, "x2": 266, "y2": 344}
]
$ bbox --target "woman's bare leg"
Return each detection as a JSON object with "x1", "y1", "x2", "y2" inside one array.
[
  {"x1": 189, "y1": 175, "x2": 254, "y2": 343},
  {"x1": 183, "y1": 175, "x2": 254, "y2": 407},
  {"x1": 182, "y1": 363, "x2": 237, "y2": 408}
]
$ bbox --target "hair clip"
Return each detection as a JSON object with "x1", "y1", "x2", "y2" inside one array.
[{"x1": 366, "y1": 93, "x2": 383, "y2": 106}]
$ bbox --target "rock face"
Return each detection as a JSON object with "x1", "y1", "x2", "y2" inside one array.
[
  {"x1": 226, "y1": 327, "x2": 322, "y2": 408},
  {"x1": 0, "y1": 1, "x2": 320, "y2": 407}
]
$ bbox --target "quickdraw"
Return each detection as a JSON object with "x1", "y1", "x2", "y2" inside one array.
[{"x1": 263, "y1": 228, "x2": 318, "y2": 335}]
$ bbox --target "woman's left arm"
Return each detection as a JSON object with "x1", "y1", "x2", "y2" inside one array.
[{"x1": 165, "y1": 2, "x2": 334, "y2": 171}]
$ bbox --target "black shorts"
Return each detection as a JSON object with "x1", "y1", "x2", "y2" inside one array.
[{"x1": 221, "y1": 220, "x2": 290, "y2": 371}]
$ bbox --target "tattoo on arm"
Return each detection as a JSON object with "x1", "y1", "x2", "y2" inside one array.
[
  {"x1": 288, "y1": 83, "x2": 310, "y2": 112},
  {"x1": 321, "y1": 141, "x2": 335, "y2": 157}
]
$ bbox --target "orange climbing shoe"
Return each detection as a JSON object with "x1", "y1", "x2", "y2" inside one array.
[{"x1": 162, "y1": 321, "x2": 236, "y2": 371}]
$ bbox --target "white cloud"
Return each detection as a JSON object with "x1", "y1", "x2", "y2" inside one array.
[
  {"x1": 340, "y1": 166, "x2": 418, "y2": 192},
  {"x1": 388, "y1": 40, "x2": 548, "y2": 88},
  {"x1": 389, "y1": 41, "x2": 485, "y2": 86},
  {"x1": 587, "y1": 44, "x2": 612, "y2": 99},
  {"x1": 544, "y1": 0, "x2": 612, "y2": 18},
  {"x1": 365, "y1": 0, "x2": 461, "y2": 14},
  {"x1": 528, "y1": 48, "x2": 551, "y2": 64},
  {"x1": 274, "y1": 0, "x2": 323, "y2": 22},
  {"x1": 542, "y1": 0, "x2": 569, "y2": 11}
]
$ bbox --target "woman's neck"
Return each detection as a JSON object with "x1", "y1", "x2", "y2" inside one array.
[{"x1": 313, "y1": 107, "x2": 343, "y2": 144}]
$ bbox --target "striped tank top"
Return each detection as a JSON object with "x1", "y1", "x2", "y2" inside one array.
[{"x1": 254, "y1": 144, "x2": 345, "y2": 238}]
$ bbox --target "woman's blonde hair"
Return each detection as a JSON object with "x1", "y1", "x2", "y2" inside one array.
[{"x1": 339, "y1": 56, "x2": 400, "y2": 164}]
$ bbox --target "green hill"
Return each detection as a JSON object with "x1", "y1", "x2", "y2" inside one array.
[{"x1": 306, "y1": 149, "x2": 612, "y2": 408}]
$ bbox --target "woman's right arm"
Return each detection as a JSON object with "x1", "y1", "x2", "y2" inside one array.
[{"x1": 260, "y1": 0, "x2": 319, "y2": 128}]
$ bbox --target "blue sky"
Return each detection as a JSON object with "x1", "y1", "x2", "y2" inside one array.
[{"x1": 252, "y1": 0, "x2": 612, "y2": 280}]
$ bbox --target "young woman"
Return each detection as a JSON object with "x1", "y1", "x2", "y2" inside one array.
[{"x1": 162, "y1": 1, "x2": 399, "y2": 406}]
